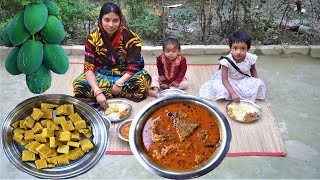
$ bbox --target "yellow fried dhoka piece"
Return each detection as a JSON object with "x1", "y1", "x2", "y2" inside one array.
[
  {"x1": 56, "y1": 154, "x2": 69, "y2": 165},
  {"x1": 46, "y1": 121, "x2": 60, "y2": 130},
  {"x1": 56, "y1": 105, "x2": 68, "y2": 116},
  {"x1": 79, "y1": 139, "x2": 94, "y2": 152},
  {"x1": 42, "y1": 128, "x2": 54, "y2": 138},
  {"x1": 57, "y1": 145, "x2": 70, "y2": 154},
  {"x1": 49, "y1": 137, "x2": 56, "y2": 148},
  {"x1": 35, "y1": 134, "x2": 47, "y2": 143},
  {"x1": 11, "y1": 121, "x2": 20, "y2": 128},
  {"x1": 41, "y1": 103, "x2": 59, "y2": 109},
  {"x1": 35, "y1": 144, "x2": 52, "y2": 158},
  {"x1": 105, "y1": 104, "x2": 121, "y2": 115},
  {"x1": 32, "y1": 122, "x2": 43, "y2": 133},
  {"x1": 41, "y1": 109, "x2": 53, "y2": 119},
  {"x1": 78, "y1": 128, "x2": 92, "y2": 138},
  {"x1": 23, "y1": 116, "x2": 35, "y2": 128},
  {"x1": 22, "y1": 150, "x2": 36, "y2": 161},
  {"x1": 61, "y1": 121, "x2": 75, "y2": 131},
  {"x1": 24, "y1": 130, "x2": 35, "y2": 141},
  {"x1": 59, "y1": 131, "x2": 71, "y2": 142},
  {"x1": 71, "y1": 131, "x2": 80, "y2": 141},
  {"x1": 54, "y1": 116, "x2": 66, "y2": 125},
  {"x1": 67, "y1": 141, "x2": 80, "y2": 148},
  {"x1": 13, "y1": 132, "x2": 24, "y2": 143},
  {"x1": 13, "y1": 128, "x2": 25, "y2": 135},
  {"x1": 73, "y1": 120, "x2": 86, "y2": 130},
  {"x1": 19, "y1": 120, "x2": 27, "y2": 129},
  {"x1": 68, "y1": 113, "x2": 82, "y2": 123},
  {"x1": 56, "y1": 104, "x2": 74, "y2": 116},
  {"x1": 65, "y1": 104, "x2": 74, "y2": 115},
  {"x1": 46, "y1": 157, "x2": 58, "y2": 165},
  {"x1": 31, "y1": 108, "x2": 45, "y2": 121},
  {"x1": 35, "y1": 159, "x2": 48, "y2": 169},
  {"x1": 27, "y1": 141, "x2": 42, "y2": 153}
]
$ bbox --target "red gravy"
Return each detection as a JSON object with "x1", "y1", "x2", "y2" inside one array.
[
  {"x1": 120, "y1": 122, "x2": 131, "y2": 140},
  {"x1": 142, "y1": 102, "x2": 220, "y2": 170}
]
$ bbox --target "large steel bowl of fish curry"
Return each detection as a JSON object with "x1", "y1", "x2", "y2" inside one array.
[
  {"x1": 129, "y1": 94, "x2": 231, "y2": 179},
  {"x1": 1, "y1": 94, "x2": 110, "y2": 178}
]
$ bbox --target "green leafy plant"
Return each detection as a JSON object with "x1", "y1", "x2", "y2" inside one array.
[
  {"x1": 55, "y1": 0, "x2": 97, "y2": 44},
  {"x1": 172, "y1": 9, "x2": 197, "y2": 42},
  {"x1": 128, "y1": 9, "x2": 162, "y2": 40},
  {"x1": 123, "y1": 0, "x2": 148, "y2": 19},
  {"x1": 16, "y1": 0, "x2": 44, "y2": 6}
]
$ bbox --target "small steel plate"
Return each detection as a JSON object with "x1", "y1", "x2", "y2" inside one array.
[
  {"x1": 157, "y1": 89, "x2": 186, "y2": 99},
  {"x1": 97, "y1": 99, "x2": 132, "y2": 123},
  {"x1": 116, "y1": 119, "x2": 133, "y2": 142},
  {"x1": 226, "y1": 100, "x2": 262, "y2": 123}
]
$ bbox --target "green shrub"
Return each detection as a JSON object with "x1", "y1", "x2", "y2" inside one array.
[
  {"x1": 55, "y1": 0, "x2": 97, "y2": 44},
  {"x1": 127, "y1": 9, "x2": 162, "y2": 40}
]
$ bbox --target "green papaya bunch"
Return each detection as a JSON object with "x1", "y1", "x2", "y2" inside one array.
[{"x1": 2, "y1": 0, "x2": 69, "y2": 94}]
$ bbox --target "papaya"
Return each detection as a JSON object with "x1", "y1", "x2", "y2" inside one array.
[
  {"x1": 17, "y1": 40, "x2": 43, "y2": 74},
  {"x1": 40, "y1": 15, "x2": 65, "y2": 44},
  {"x1": 26, "y1": 63, "x2": 52, "y2": 94},
  {"x1": 1, "y1": 25, "x2": 14, "y2": 47},
  {"x1": 43, "y1": 43, "x2": 69, "y2": 74},
  {"x1": 24, "y1": 2, "x2": 48, "y2": 35},
  {"x1": 5, "y1": 47, "x2": 21, "y2": 75},
  {"x1": 8, "y1": 12, "x2": 31, "y2": 46},
  {"x1": 43, "y1": 0, "x2": 60, "y2": 15}
]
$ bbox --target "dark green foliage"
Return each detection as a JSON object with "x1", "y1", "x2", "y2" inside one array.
[
  {"x1": 19, "y1": 0, "x2": 44, "y2": 6},
  {"x1": 128, "y1": 9, "x2": 162, "y2": 40},
  {"x1": 1, "y1": 25, "x2": 14, "y2": 47},
  {"x1": 57, "y1": 0, "x2": 97, "y2": 43}
]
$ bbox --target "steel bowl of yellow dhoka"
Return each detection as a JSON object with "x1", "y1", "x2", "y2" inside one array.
[
  {"x1": 1, "y1": 94, "x2": 110, "y2": 178},
  {"x1": 129, "y1": 94, "x2": 232, "y2": 179}
]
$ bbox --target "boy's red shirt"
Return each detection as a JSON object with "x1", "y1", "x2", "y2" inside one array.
[{"x1": 156, "y1": 54, "x2": 187, "y2": 85}]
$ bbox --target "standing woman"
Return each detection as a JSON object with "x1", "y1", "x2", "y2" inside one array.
[{"x1": 73, "y1": 3, "x2": 151, "y2": 107}]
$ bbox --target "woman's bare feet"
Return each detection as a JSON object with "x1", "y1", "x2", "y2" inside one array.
[{"x1": 147, "y1": 87, "x2": 160, "y2": 97}]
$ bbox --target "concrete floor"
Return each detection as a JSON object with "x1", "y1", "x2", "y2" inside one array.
[{"x1": 0, "y1": 53, "x2": 320, "y2": 179}]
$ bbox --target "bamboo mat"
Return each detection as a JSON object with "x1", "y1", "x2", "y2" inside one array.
[{"x1": 47, "y1": 63, "x2": 286, "y2": 157}]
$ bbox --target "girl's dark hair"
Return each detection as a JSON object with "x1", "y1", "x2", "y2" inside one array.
[
  {"x1": 99, "y1": 3, "x2": 122, "y2": 22},
  {"x1": 162, "y1": 37, "x2": 181, "y2": 50},
  {"x1": 229, "y1": 32, "x2": 251, "y2": 49}
]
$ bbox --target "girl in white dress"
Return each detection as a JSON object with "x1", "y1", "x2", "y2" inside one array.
[{"x1": 199, "y1": 32, "x2": 266, "y2": 102}]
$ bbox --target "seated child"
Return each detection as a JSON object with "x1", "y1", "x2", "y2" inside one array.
[
  {"x1": 199, "y1": 32, "x2": 266, "y2": 102},
  {"x1": 148, "y1": 37, "x2": 189, "y2": 97}
]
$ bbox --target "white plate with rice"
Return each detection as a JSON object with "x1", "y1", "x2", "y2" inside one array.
[{"x1": 226, "y1": 100, "x2": 262, "y2": 123}]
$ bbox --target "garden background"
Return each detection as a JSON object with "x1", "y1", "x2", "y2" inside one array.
[{"x1": 1, "y1": 0, "x2": 320, "y2": 46}]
